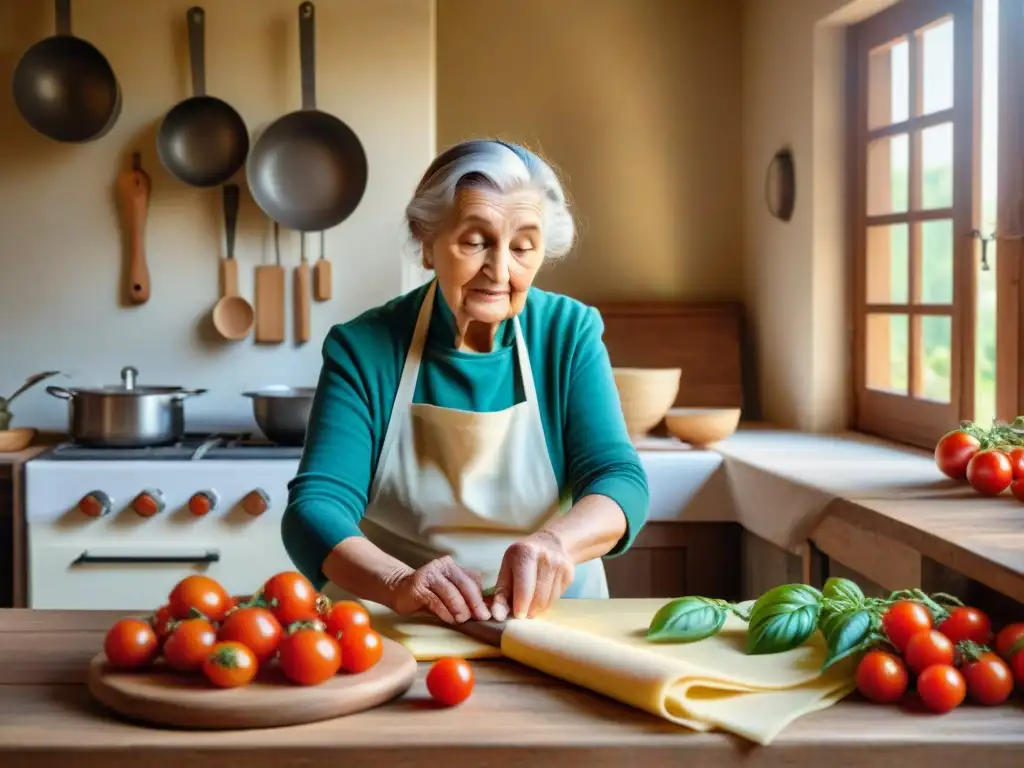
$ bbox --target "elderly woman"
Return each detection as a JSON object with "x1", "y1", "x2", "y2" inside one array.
[{"x1": 282, "y1": 139, "x2": 649, "y2": 624}]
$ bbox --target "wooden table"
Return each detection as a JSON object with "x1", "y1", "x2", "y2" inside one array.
[{"x1": 3, "y1": 609, "x2": 1024, "y2": 767}]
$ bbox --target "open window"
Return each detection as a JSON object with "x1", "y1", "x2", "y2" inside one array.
[{"x1": 849, "y1": 0, "x2": 1024, "y2": 449}]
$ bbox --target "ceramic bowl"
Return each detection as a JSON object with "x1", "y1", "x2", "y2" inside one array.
[
  {"x1": 612, "y1": 368, "x2": 682, "y2": 436},
  {"x1": 664, "y1": 408, "x2": 741, "y2": 446}
]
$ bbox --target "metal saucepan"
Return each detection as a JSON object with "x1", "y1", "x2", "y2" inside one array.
[
  {"x1": 243, "y1": 386, "x2": 315, "y2": 446},
  {"x1": 157, "y1": 6, "x2": 249, "y2": 187},
  {"x1": 12, "y1": 0, "x2": 122, "y2": 143},
  {"x1": 246, "y1": 1, "x2": 368, "y2": 232},
  {"x1": 47, "y1": 366, "x2": 206, "y2": 447}
]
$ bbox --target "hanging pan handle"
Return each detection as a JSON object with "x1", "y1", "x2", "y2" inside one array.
[{"x1": 299, "y1": 2, "x2": 317, "y2": 111}]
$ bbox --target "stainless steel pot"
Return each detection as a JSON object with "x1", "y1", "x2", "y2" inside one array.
[
  {"x1": 243, "y1": 386, "x2": 315, "y2": 446},
  {"x1": 47, "y1": 366, "x2": 206, "y2": 447}
]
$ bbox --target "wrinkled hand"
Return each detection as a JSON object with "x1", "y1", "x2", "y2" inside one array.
[
  {"x1": 389, "y1": 556, "x2": 491, "y2": 624},
  {"x1": 490, "y1": 530, "x2": 573, "y2": 622}
]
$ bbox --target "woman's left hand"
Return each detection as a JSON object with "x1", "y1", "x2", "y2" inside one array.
[{"x1": 490, "y1": 530, "x2": 573, "y2": 621}]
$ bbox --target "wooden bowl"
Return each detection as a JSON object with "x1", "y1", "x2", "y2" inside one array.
[
  {"x1": 0, "y1": 428, "x2": 35, "y2": 452},
  {"x1": 612, "y1": 368, "x2": 681, "y2": 436},
  {"x1": 665, "y1": 408, "x2": 741, "y2": 446}
]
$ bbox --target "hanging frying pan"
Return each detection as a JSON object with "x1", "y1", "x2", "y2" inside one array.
[
  {"x1": 246, "y1": 1, "x2": 368, "y2": 232},
  {"x1": 12, "y1": 0, "x2": 122, "y2": 143},
  {"x1": 157, "y1": 6, "x2": 249, "y2": 188}
]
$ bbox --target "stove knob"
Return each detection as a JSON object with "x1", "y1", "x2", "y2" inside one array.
[
  {"x1": 188, "y1": 490, "x2": 219, "y2": 517},
  {"x1": 242, "y1": 488, "x2": 270, "y2": 517},
  {"x1": 78, "y1": 491, "x2": 112, "y2": 518},
  {"x1": 132, "y1": 489, "x2": 165, "y2": 518}
]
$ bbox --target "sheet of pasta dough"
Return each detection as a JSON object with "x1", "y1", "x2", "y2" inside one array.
[{"x1": 365, "y1": 598, "x2": 856, "y2": 745}]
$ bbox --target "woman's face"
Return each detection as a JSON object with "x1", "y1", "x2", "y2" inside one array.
[{"x1": 425, "y1": 187, "x2": 546, "y2": 329}]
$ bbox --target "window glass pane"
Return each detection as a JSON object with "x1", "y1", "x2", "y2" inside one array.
[
  {"x1": 915, "y1": 316, "x2": 952, "y2": 402},
  {"x1": 867, "y1": 134, "x2": 909, "y2": 215},
  {"x1": 868, "y1": 38, "x2": 910, "y2": 128},
  {"x1": 919, "y1": 122, "x2": 953, "y2": 209},
  {"x1": 920, "y1": 18, "x2": 954, "y2": 115},
  {"x1": 918, "y1": 219, "x2": 954, "y2": 304},
  {"x1": 866, "y1": 224, "x2": 909, "y2": 304},
  {"x1": 866, "y1": 314, "x2": 909, "y2": 394}
]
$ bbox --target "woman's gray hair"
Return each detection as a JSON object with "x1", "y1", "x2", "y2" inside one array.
[{"x1": 405, "y1": 139, "x2": 576, "y2": 263}]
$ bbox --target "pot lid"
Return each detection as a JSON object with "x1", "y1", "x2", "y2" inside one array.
[{"x1": 68, "y1": 366, "x2": 196, "y2": 396}]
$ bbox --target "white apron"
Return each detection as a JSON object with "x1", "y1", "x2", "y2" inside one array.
[{"x1": 328, "y1": 281, "x2": 608, "y2": 604}]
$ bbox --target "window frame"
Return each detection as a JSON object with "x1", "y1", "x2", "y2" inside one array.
[{"x1": 848, "y1": 0, "x2": 978, "y2": 449}]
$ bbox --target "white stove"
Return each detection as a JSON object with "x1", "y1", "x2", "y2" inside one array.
[{"x1": 24, "y1": 434, "x2": 303, "y2": 610}]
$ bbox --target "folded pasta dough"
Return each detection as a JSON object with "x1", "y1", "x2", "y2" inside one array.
[{"x1": 367, "y1": 598, "x2": 857, "y2": 745}]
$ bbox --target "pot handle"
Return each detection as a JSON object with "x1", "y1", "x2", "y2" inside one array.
[
  {"x1": 46, "y1": 386, "x2": 75, "y2": 400},
  {"x1": 172, "y1": 388, "x2": 208, "y2": 400}
]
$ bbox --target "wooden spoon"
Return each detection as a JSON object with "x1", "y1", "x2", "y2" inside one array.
[
  {"x1": 314, "y1": 231, "x2": 332, "y2": 301},
  {"x1": 212, "y1": 184, "x2": 255, "y2": 340},
  {"x1": 115, "y1": 153, "x2": 151, "y2": 305}
]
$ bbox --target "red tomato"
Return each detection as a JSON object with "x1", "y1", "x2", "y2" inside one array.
[
  {"x1": 937, "y1": 606, "x2": 992, "y2": 645},
  {"x1": 203, "y1": 642, "x2": 259, "y2": 689},
  {"x1": 1011, "y1": 479, "x2": 1024, "y2": 502},
  {"x1": 168, "y1": 575, "x2": 232, "y2": 622},
  {"x1": 967, "y1": 449, "x2": 1013, "y2": 496},
  {"x1": 339, "y1": 626, "x2": 384, "y2": 674},
  {"x1": 323, "y1": 600, "x2": 371, "y2": 639},
  {"x1": 855, "y1": 650, "x2": 908, "y2": 704},
  {"x1": 881, "y1": 601, "x2": 933, "y2": 652},
  {"x1": 916, "y1": 664, "x2": 966, "y2": 713},
  {"x1": 217, "y1": 607, "x2": 283, "y2": 664},
  {"x1": 1011, "y1": 648, "x2": 1024, "y2": 687},
  {"x1": 162, "y1": 618, "x2": 218, "y2": 672},
  {"x1": 426, "y1": 657, "x2": 475, "y2": 707},
  {"x1": 150, "y1": 604, "x2": 175, "y2": 643},
  {"x1": 903, "y1": 630, "x2": 954, "y2": 674},
  {"x1": 104, "y1": 618, "x2": 159, "y2": 670},
  {"x1": 1008, "y1": 447, "x2": 1024, "y2": 479},
  {"x1": 994, "y1": 622, "x2": 1024, "y2": 660},
  {"x1": 961, "y1": 652, "x2": 1014, "y2": 706},
  {"x1": 934, "y1": 429, "x2": 981, "y2": 480},
  {"x1": 262, "y1": 571, "x2": 319, "y2": 627},
  {"x1": 278, "y1": 627, "x2": 342, "y2": 686}
]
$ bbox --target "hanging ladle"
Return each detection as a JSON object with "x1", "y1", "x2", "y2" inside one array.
[{"x1": 212, "y1": 184, "x2": 256, "y2": 340}]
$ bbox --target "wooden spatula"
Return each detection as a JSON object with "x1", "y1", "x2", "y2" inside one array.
[
  {"x1": 255, "y1": 222, "x2": 286, "y2": 344},
  {"x1": 294, "y1": 233, "x2": 311, "y2": 344},
  {"x1": 314, "y1": 230, "x2": 332, "y2": 301},
  {"x1": 115, "y1": 152, "x2": 151, "y2": 305}
]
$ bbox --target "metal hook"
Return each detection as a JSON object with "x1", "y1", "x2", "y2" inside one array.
[{"x1": 970, "y1": 229, "x2": 995, "y2": 272}]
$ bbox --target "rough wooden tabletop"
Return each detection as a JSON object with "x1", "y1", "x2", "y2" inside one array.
[{"x1": 2, "y1": 609, "x2": 1024, "y2": 768}]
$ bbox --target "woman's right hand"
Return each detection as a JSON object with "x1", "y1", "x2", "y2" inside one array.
[{"x1": 389, "y1": 555, "x2": 491, "y2": 623}]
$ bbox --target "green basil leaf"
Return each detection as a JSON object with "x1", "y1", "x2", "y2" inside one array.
[
  {"x1": 822, "y1": 609, "x2": 872, "y2": 670},
  {"x1": 822, "y1": 577, "x2": 865, "y2": 608},
  {"x1": 746, "y1": 584, "x2": 822, "y2": 655},
  {"x1": 647, "y1": 597, "x2": 728, "y2": 643}
]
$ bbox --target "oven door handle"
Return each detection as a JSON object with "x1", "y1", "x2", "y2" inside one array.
[{"x1": 71, "y1": 550, "x2": 221, "y2": 565}]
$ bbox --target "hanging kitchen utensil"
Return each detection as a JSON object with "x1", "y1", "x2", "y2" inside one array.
[
  {"x1": 314, "y1": 230, "x2": 332, "y2": 301},
  {"x1": 211, "y1": 184, "x2": 255, "y2": 340},
  {"x1": 294, "y1": 233, "x2": 311, "y2": 344},
  {"x1": 12, "y1": 0, "x2": 122, "y2": 143},
  {"x1": 246, "y1": 1, "x2": 368, "y2": 232},
  {"x1": 115, "y1": 153, "x2": 151, "y2": 305},
  {"x1": 157, "y1": 6, "x2": 249, "y2": 188},
  {"x1": 254, "y1": 222, "x2": 286, "y2": 343}
]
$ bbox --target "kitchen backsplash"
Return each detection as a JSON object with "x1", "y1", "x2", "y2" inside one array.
[{"x1": 0, "y1": 0, "x2": 436, "y2": 433}]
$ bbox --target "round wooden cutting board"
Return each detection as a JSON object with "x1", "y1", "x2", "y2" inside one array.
[{"x1": 87, "y1": 635, "x2": 417, "y2": 729}]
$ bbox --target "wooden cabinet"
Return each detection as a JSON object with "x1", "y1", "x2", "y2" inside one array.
[
  {"x1": 603, "y1": 522, "x2": 742, "y2": 602},
  {"x1": 0, "y1": 467, "x2": 13, "y2": 608}
]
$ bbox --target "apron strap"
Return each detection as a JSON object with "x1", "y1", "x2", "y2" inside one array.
[{"x1": 370, "y1": 281, "x2": 436, "y2": 500}]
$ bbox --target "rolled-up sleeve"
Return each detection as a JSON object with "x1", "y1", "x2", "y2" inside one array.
[
  {"x1": 563, "y1": 307, "x2": 650, "y2": 555},
  {"x1": 281, "y1": 326, "x2": 374, "y2": 589}
]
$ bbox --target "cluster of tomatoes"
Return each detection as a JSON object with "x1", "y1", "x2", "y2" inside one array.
[
  {"x1": 934, "y1": 426, "x2": 1024, "y2": 498},
  {"x1": 101, "y1": 570, "x2": 475, "y2": 706},
  {"x1": 855, "y1": 600, "x2": 1024, "y2": 713}
]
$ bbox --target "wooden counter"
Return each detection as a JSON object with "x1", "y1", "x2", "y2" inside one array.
[
  {"x1": 716, "y1": 428, "x2": 1024, "y2": 606},
  {"x1": 2, "y1": 609, "x2": 1024, "y2": 768}
]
